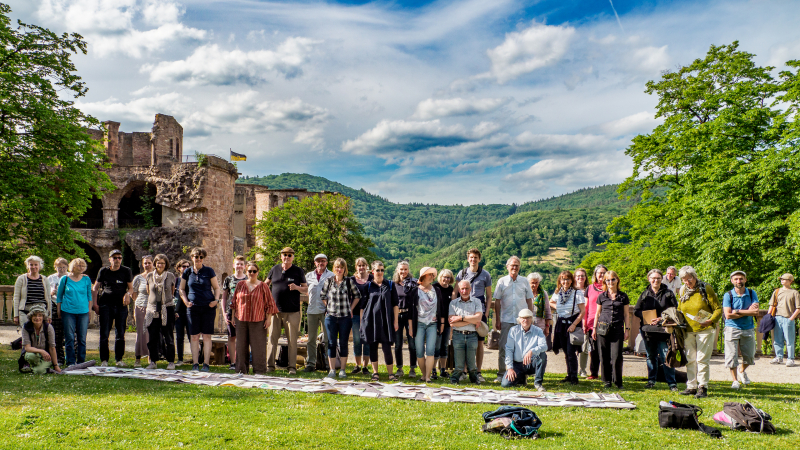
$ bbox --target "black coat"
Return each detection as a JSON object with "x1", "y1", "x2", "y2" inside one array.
[
  {"x1": 361, "y1": 279, "x2": 399, "y2": 343},
  {"x1": 407, "y1": 284, "x2": 449, "y2": 334},
  {"x1": 634, "y1": 283, "x2": 677, "y2": 321}
]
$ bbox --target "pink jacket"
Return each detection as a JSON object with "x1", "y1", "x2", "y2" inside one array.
[{"x1": 584, "y1": 284, "x2": 604, "y2": 331}]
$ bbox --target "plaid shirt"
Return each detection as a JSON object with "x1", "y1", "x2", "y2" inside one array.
[{"x1": 321, "y1": 277, "x2": 361, "y2": 318}]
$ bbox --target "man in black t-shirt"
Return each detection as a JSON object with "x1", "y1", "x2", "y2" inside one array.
[
  {"x1": 265, "y1": 247, "x2": 308, "y2": 375},
  {"x1": 92, "y1": 249, "x2": 133, "y2": 367}
]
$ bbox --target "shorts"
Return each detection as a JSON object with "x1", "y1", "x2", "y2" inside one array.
[{"x1": 189, "y1": 304, "x2": 217, "y2": 335}]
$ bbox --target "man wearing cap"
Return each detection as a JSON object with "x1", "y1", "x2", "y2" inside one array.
[
  {"x1": 304, "y1": 254, "x2": 334, "y2": 372},
  {"x1": 448, "y1": 280, "x2": 483, "y2": 384},
  {"x1": 501, "y1": 308, "x2": 547, "y2": 390},
  {"x1": 266, "y1": 247, "x2": 308, "y2": 375},
  {"x1": 21, "y1": 304, "x2": 61, "y2": 374},
  {"x1": 92, "y1": 249, "x2": 133, "y2": 368},
  {"x1": 493, "y1": 256, "x2": 534, "y2": 383},
  {"x1": 722, "y1": 270, "x2": 760, "y2": 389},
  {"x1": 769, "y1": 273, "x2": 800, "y2": 367}
]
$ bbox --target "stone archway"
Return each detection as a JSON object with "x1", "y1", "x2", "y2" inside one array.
[
  {"x1": 76, "y1": 241, "x2": 103, "y2": 282},
  {"x1": 117, "y1": 181, "x2": 162, "y2": 229},
  {"x1": 71, "y1": 197, "x2": 104, "y2": 229}
]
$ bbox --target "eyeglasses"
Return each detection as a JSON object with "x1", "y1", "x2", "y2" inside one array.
[
  {"x1": 442, "y1": 276, "x2": 452, "y2": 280},
  {"x1": 182, "y1": 265, "x2": 190, "y2": 269},
  {"x1": 605, "y1": 278, "x2": 618, "y2": 282},
  {"x1": 374, "y1": 269, "x2": 385, "y2": 273},
  {"x1": 192, "y1": 255, "x2": 205, "y2": 259},
  {"x1": 780, "y1": 278, "x2": 792, "y2": 281},
  {"x1": 247, "y1": 270, "x2": 259, "y2": 274}
]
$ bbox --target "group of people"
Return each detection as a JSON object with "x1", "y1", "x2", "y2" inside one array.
[{"x1": 12, "y1": 247, "x2": 800, "y2": 398}]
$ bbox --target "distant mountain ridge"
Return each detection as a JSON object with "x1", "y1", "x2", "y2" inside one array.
[{"x1": 238, "y1": 173, "x2": 630, "y2": 280}]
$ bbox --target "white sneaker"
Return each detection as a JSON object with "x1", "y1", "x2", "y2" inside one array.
[
  {"x1": 535, "y1": 384, "x2": 546, "y2": 392},
  {"x1": 739, "y1": 370, "x2": 751, "y2": 385},
  {"x1": 167, "y1": 363, "x2": 176, "y2": 370},
  {"x1": 770, "y1": 357, "x2": 783, "y2": 365},
  {"x1": 115, "y1": 361, "x2": 127, "y2": 368},
  {"x1": 338, "y1": 369, "x2": 347, "y2": 378},
  {"x1": 786, "y1": 360, "x2": 796, "y2": 367},
  {"x1": 146, "y1": 362, "x2": 157, "y2": 370},
  {"x1": 494, "y1": 375, "x2": 503, "y2": 384},
  {"x1": 100, "y1": 361, "x2": 108, "y2": 367},
  {"x1": 579, "y1": 371, "x2": 588, "y2": 378},
  {"x1": 731, "y1": 380, "x2": 740, "y2": 389},
  {"x1": 477, "y1": 374, "x2": 485, "y2": 383}
]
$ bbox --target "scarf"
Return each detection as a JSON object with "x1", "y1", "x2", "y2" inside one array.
[
  {"x1": 417, "y1": 286, "x2": 437, "y2": 322},
  {"x1": 680, "y1": 280, "x2": 702, "y2": 303},
  {"x1": 533, "y1": 292, "x2": 545, "y2": 318},
  {"x1": 147, "y1": 271, "x2": 172, "y2": 326},
  {"x1": 558, "y1": 287, "x2": 575, "y2": 305}
]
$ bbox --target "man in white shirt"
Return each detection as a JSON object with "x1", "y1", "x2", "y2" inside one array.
[
  {"x1": 304, "y1": 254, "x2": 334, "y2": 372},
  {"x1": 493, "y1": 256, "x2": 534, "y2": 383},
  {"x1": 663, "y1": 266, "x2": 681, "y2": 295}
]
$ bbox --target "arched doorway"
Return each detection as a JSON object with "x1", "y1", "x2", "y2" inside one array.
[
  {"x1": 76, "y1": 242, "x2": 103, "y2": 282},
  {"x1": 118, "y1": 182, "x2": 162, "y2": 229},
  {"x1": 71, "y1": 197, "x2": 104, "y2": 229}
]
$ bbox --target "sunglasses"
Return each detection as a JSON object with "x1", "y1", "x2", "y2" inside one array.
[
  {"x1": 248, "y1": 270, "x2": 259, "y2": 274},
  {"x1": 182, "y1": 265, "x2": 190, "y2": 269},
  {"x1": 374, "y1": 269, "x2": 385, "y2": 273},
  {"x1": 281, "y1": 253, "x2": 293, "y2": 257},
  {"x1": 112, "y1": 256, "x2": 122, "y2": 260},
  {"x1": 192, "y1": 255, "x2": 205, "y2": 259}
]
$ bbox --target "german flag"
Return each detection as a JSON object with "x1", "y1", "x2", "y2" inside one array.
[{"x1": 230, "y1": 150, "x2": 247, "y2": 161}]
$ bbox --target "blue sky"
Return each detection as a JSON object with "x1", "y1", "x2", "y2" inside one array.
[{"x1": 8, "y1": 0, "x2": 800, "y2": 204}]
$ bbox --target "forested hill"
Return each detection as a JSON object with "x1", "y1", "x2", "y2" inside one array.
[{"x1": 238, "y1": 173, "x2": 628, "y2": 277}]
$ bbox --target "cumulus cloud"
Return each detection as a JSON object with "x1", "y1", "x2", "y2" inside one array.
[
  {"x1": 76, "y1": 92, "x2": 190, "y2": 127},
  {"x1": 411, "y1": 97, "x2": 510, "y2": 119},
  {"x1": 506, "y1": 150, "x2": 633, "y2": 193},
  {"x1": 480, "y1": 22, "x2": 576, "y2": 84},
  {"x1": 768, "y1": 39, "x2": 800, "y2": 67},
  {"x1": 341, "y1": 120, "x2": 481, "y2": 157},
  {"x1": 184, "y1": 92, "x2": 329, "y2": 148},
  {"x1": 583, "y1": 111, "x2": 662, "y2": 137},
  {"x1": 630, "y1": 45, "x2": 670, "y2": 74},
  {"x1": 34, "y1": 0, "x2": 206, "y2": 58},
  {"x1": 143, "y1": 38, "x2": 322, "y2": 86}
]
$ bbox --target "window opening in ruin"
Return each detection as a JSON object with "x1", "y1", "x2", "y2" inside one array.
[
  {"x1": 70, "y1": 197, "x2": 104, "y2": 229},
  {"x1": 76, "y1": 242, "x2": 102, "y2": 282},
  {"x1": 118, "y1": 182, "x2": 162, "y2": 229},
  {"x1": 121, "y1": 240, "x2": 140, "y2": 276}
]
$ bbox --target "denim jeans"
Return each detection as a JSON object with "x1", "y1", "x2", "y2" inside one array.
[
  {"x1": 98, "y1": 303, "x2": 128, "y2": 363},
  {"x1": 351, "y1": 315, "x2": 370, "y2": 358},
  {"x1": 642, "y1": 332, "x2": 676, "y2": 385},
  {"x1": 774, "y1": 315, "x2": 797, "y2": 361},
  {"x1": 415, "y1": 321, "x2": 438, "y2": 357},
  {"x1": 450, "y1": 331, "x2": 478, "y2": 382},
  {"x1": 501, "y1": 355, "x2": 545, "y2": 387},
  {"x1": 62, "y1": 311, "x2": 89, "y2": 366},
  {"x1": 395, "y1": 311, "x2": 417, "y2": 368},
  {"x1": 325, "y1": 315, "x2": 353, "y2": 358}
]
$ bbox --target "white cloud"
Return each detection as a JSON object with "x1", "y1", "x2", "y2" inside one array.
[
  {"x1": 411, "y1": 97, "x2": 510, "y2": 119},
  {"x1": 34, "y1": 0, "x2": 206, "y2": 58},
  {"x1": 76, "y1": 92, "x2": 190, "y2": 127},
  {"x1": 506, "y1": 150, "x2": 633, "y2": 193},
  {"x1": 631, "y1": 45, "x2": 670, "y2": 74},
  {"x1": 143, "y1": 38, "x2": 321, "y2": 85},
  {"x1": 768, "y1": 39, "x2": 800, "y2": 67},
  {"x1": 481, "y1": 22, "x2": 575, "y2": 84},
  {"x1": 584, "y1": 111, "x2": 662, "y2": 137},
  {"x1": 341, "y1": 119, "x2": 478, "y2": 156}
]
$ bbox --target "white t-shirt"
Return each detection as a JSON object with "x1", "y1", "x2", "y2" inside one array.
[{"x1": 552, "y1": 289, "x2": 586, "y2": 318}]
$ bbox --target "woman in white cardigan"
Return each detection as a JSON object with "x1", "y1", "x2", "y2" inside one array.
[{"x1": 13, "y1": 255, "x2": 53, "y2": 328}]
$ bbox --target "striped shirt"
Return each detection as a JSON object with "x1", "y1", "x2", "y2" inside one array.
[
  {"x1": 321, "y1": 277, "x2": 361, "y2": 318},
  {"x1": 26, "y1": 277, "x2": 47, "y2": 307},
  {"x1": 232, "y1": 281, "x2": 278, "y2": 322}
]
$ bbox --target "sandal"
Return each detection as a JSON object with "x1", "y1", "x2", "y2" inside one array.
[
  {"x1": 388, "y1": 375, "x2": 398, "y2": 382},
  {"x1": 371, "y1": 373, "x2": 380, "y2": 382}
]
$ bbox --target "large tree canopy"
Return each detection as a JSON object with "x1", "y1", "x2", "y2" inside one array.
[
  {"x1": 582, "y1": 42, "x2": 800, "y2": 299},
  {"x1": 250, "y1": 194, "x2": 376, "y2": 272},
  {"x1": 0, "y1": 4, "x2": 112, "y2": 280}
]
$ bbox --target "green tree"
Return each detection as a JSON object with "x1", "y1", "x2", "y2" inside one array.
[
  {"x1": 250, "y1": 194, "x2": 377, "y2": 272},
  {"x1": 581, "y1": 42, "x2": 800, "y2": 299},
  {"x1": 0, "y1": 4, "x2": 113, "y2": 279}
]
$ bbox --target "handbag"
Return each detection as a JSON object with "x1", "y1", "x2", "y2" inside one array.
[
  {"x1": 596, "y1": 321, "x2": 610, "y2": 336},
  {"x1": 476, "y1": 321, "x2": 489, "y2": 338},
  {"x1": 565, "y1": 289, "x2": 584, "y2": 346},
  {"x1": 486, "y1": 328, "x2": 501, "y2": 350}
]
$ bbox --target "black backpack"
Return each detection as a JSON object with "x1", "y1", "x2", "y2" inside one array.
[
  {"x1": 658, "y1": 401, "x2": 722, "y2": 438},
  {"x1": 482, "y1": 406, "x2": 542, "y2": 439}
]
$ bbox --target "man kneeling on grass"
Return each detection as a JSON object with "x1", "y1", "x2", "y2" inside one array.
[
  {"x1": 448, "y1": 280, "x2": 483, "y2": 384},
  {"x1": 22, "y1": 304, "x2": 61, "y2": 374},
  {"x1": 502, "y1": 308, "x2": 547, "y2": 391}
]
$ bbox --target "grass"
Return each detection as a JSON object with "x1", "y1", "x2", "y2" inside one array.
[{"x1": 1, "y1": 347, "x2": 798, "y2": 450}]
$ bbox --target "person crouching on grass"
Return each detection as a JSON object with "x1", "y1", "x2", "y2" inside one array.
[
  {"x1": 22, "y1": 304, "x2": 61, "y2": 374},
  {"x1": 501, "y1": 309, "x2": 547, "y2": 389}
]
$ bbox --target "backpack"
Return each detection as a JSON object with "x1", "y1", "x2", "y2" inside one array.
[
  {"x1": 658, "y1": 401, "x2": 722, "y2": 438},
  {"x1": 482, "y1": 406, "x2": 542, "y2": 439},
  {"x1": 714, "y1": 402, "x2": 775, "y2": 434}
]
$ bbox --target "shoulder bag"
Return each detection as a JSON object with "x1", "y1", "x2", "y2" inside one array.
[{"x1": 568, "y1": 290, "x2": 585, "y2": 346}]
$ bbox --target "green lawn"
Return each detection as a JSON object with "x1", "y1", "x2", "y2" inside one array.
[{"x1": 1, "y1": 347, "x2": 797, "y2": 449}]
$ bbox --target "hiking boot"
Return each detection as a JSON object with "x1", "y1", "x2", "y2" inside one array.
[
  {"x1": 787, "y1": 360, "x2": 796, "y2": 367},
  {"x1": 770, "y1": 357, "x2": 783, "y2": 365},
  {"x1": 695, "y1": 386, "x2": 708, "y2": 398},
  {"x1": 395, "y1": 368, "x2": 404, "y2": 378},
  {"x1": 303, "y1": 366, "x2": 316, "y2": 373},
  {"x1": 645, "y1": 381, "x2": 656, "y2": 388},
  {"x1": 408, "y1": 367, "x2": 417, "y2": 377},
  {"x1": 680, "y1": 388, "x2": 697, "y2": 396},
  {"x1": 731, "y1": 380, "x2": 741, "y2": 390}
]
